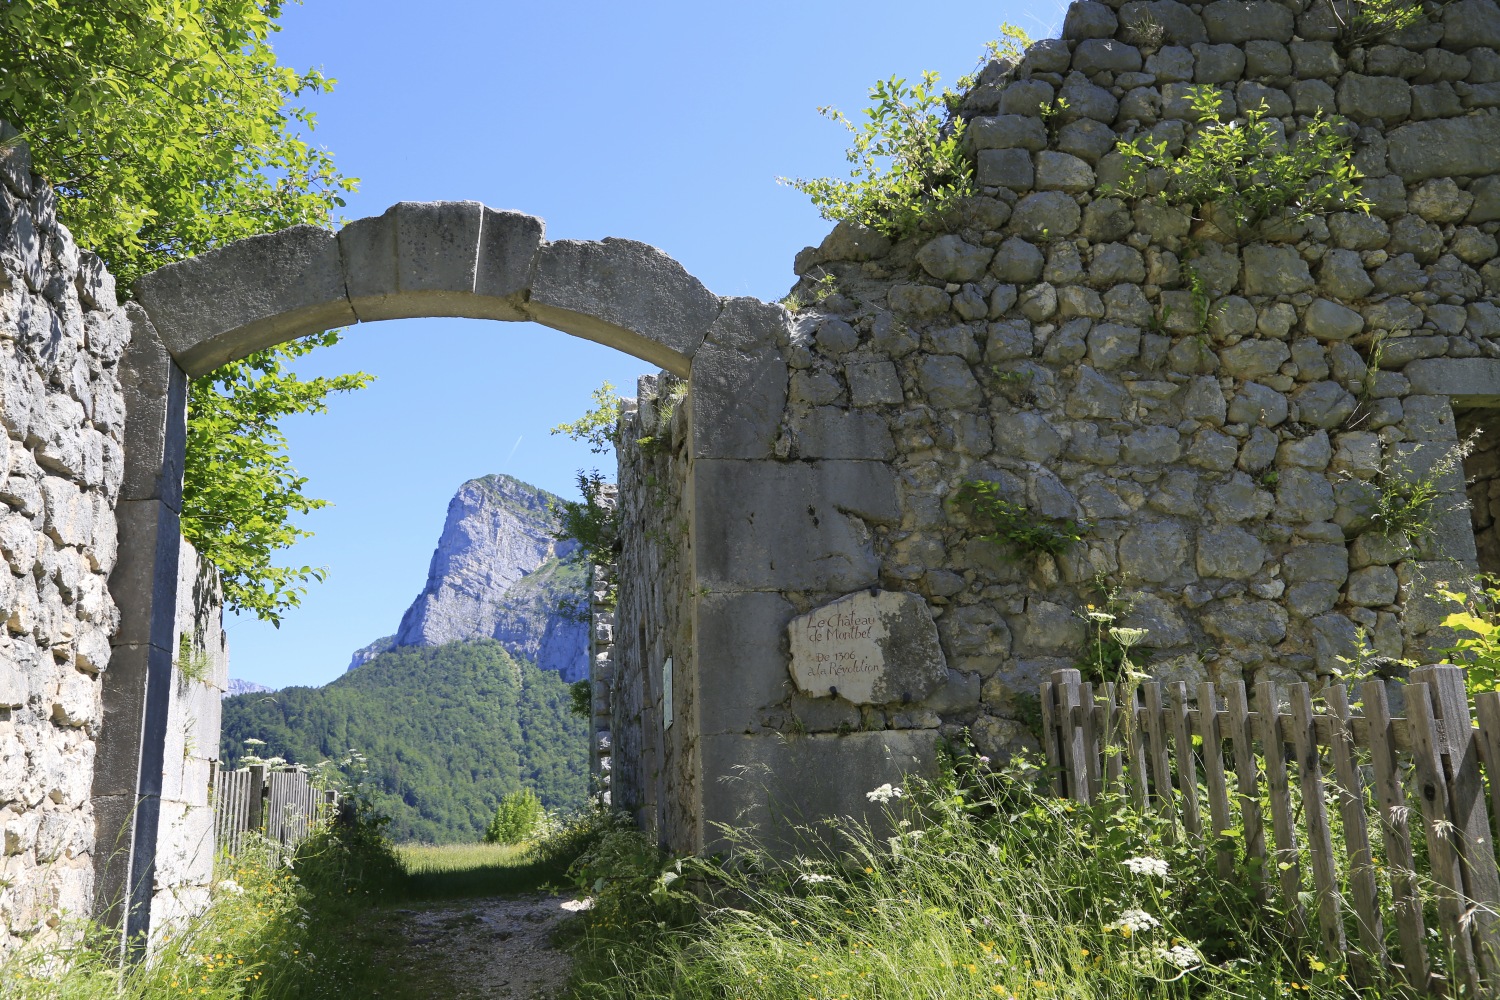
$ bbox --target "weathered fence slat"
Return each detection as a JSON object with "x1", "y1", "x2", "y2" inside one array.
[
  {"x1": 1051, "y1": 669, "x2": 1089, "y2": 803},
  {"x1": 1142, "y1": 683, "x2": 1175, "y2": 837},
  {"x1": 1197, "y1": 681, "x2": 1234, "y2": 879},
  {"x1": 1168, "y1": 682, "x2": 1202, "y2": 844},
  {"x1": 1256, "y1": 681, "x2": 1306, "y2": 940},
  {"x1": 1288, "y1": 683, "x2": 1344, "y2": 963},
  {"x1": 1039, "y1": 680, "x2": 1063, "y2": 798},
  {"x1": 1080, "y1": 680, "x2": 1102, "y2": 802},
  {"x1": 1362, "y1": 679, "x2": 1430, "y2": 991},
  {"x1": 1324, "y1": 684, "x2": 1384, "y2": 986},
  {"x1": 212, "y1": 764, "x2": 331, "y2": 862},
  {"x1": 1101, "y1": 681, "x2": 1122, "y2": 797},
  {"x1": 1123, "y1": 684, "x2": 1149, "y2": 812},
  {"x1": 1416, "y1": 665, "x2": 1500, "y2": 988},
  {"x1": 1407, "y1": 679, "x2": 1477, "y2": 994},
  {"x1": 1223, "y1": 681, "x2": 1267, "y2": 903}
]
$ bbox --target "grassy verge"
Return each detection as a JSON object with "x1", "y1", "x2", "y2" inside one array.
[
  {"x1": 1, "y1": 807, "x2": 607, "y2": 999},
  {"x1": 561, "y1": 757, "x2": 1387, "y2": 1000},
  {"x1": 393, "y1": 841, "x2": 574, "y2": 901}
]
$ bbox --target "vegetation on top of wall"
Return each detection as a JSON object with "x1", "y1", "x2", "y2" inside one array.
[
  {"x1": 1335, "y1": 0, "x2": 1443, "y2": 46},
  {"x1": 1110, "y1": 87, "x2": 1370, "y2": 243},
  {"x1": 781, "y1": 27, "x2": 1030, "y2": 239},
  {"x1": 0, "y1": 0, "x2": 372, "y2": 624},
  {"x1": 954, "y1": 480, "x2": 1089, "y2": 563}
]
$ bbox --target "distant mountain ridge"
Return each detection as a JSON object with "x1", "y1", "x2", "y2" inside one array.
[
  {"x1": 224, "y1": 678, "x2": 274, "y2": 698},
  {"x1": 223, "y1": 640, "x2": 586, "y2": 842},
  {"x1": 346, "y1": 474, "x2": 588, "y2": 681}
]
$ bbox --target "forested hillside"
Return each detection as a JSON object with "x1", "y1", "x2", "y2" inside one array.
[{"x1": 221, "y1": 640, "x2": 587, "y2": 842}]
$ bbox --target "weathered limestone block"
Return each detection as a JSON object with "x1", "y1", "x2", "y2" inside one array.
[
  {"x1": 529, "y1": 237, "x2": 720, "y2": 376},
  {"x1": 916, "y1": 236, "x2": 993, "y2": 282},
  {"x1": 1387, "y1": 115, "x2": 1500, "y2": 182},
  {"x1": 133, "y1": 225, "x2": 353, "y2": 377},
  {"x1": 787, "y1": 590, "x2": 946, "y2": 705},
  {"x1": 1202, "y1": 0, "x2": 1294, "y2": 43},
  {"x1": 694, "y1": 460, "x2": 897, "y2": 592}
]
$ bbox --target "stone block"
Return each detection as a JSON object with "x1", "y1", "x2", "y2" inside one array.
[
  {"x1": 1203, "y1": 0, "x2": 1294, "y2": 42},
  {"x1": 133, "y1": 225, "x2": 354, "y2": 377},
  {"x1": 529, "y1": 237, "x2": 721, "y2": 376},
  {"x1": 977, "y1": 149, "x2": 1034, "y2": 191},
  {"x1": 341, "y1": 201, "x2": 483, "y2": 320},
  {"x1": 1387, "y1": 116, "x2": 1500, "y2": 182},
  {"x1": 690, "y1": 298, "x2": 788, "y2": 460},
  {"x1": 695, "y1": 592, "x2": 795, "y2": 735},
  {"x1": 846, "y1": 361, "x2": 903, "y2": 406},
  {"x1": 966, "y1": 115, "x2": 1048, "y2": 153},
  {"x1": 698, "y1": 730, "x2": 940, "y2": 855},
  {"x1": 109, "y1": 499, "x2": 181, "y2": 649},
  {"x1": 793, "y1": 407, "x2": 894, "y2": 460},
  {"x1": 788, "y1": 590, "x2": 946, "y2": 704},
  {"x1": 694, "y1": 460, "x2": 897, "y2": 592},
  {"x1": 1404, "y1": 358, "x2": 1500, "y2": 403},
  {"x1": 916, "y1": 235, "x2": 994, "y2": 282},
  {"x1": 1241, "y1": 244, "x2": 1314, "y2": 296},
  {"x1": 118, "y1": 306, "x2": 188, "y2": 507}
]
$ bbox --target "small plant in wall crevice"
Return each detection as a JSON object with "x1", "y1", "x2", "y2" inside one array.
[{"x1": 954, "y1": 480, "x2": 1089, "y2": 563}]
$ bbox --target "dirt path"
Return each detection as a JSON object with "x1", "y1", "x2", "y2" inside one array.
[{"x1": 389, "y1": 893, "x2": 590, "y2": 999}]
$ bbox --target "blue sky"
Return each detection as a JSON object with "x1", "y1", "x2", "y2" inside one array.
[{"x1": 230, "y1": 0, "x2": 1064, "y2": 689}]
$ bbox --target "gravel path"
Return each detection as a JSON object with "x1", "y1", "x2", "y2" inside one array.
[{"x1": 391, "y1": 893, "x2": 589, "y2": 999}]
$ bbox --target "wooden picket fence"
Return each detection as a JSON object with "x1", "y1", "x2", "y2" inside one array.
[
  {"x1": 1040, "y1": 664, "x2": 1500, "y2": 997},
  {"x1": 212, "y1": 764, "x2": 337, "y2": 857}
]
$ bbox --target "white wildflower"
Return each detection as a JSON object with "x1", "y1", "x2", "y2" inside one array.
[
  {"x1": 1158, "y1": 944, "x2": 1201, "y2": 969},
  {"x1": 216, "y1": 879, "x2": 245, "y2": 896},
  {"x1": 1113, "y1": 909, "x2": 1160, "y2": 934},
  {"x1": 1122, "y1": 856, "x2": 1170, "y2": 878},
  {"x1": 800, "y1": 873, "x2": 835, "y2": 884},
  {"x1": 866, "y1": 783, "x2": 904, "y2": 803}
]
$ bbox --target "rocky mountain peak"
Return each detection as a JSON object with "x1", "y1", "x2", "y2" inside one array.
[{"x1": 348, "y1": 474, "x2": 588, "y2": 681}]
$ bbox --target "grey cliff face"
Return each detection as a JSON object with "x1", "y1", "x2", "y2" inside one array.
[{"x1": 351, "y1": 474, "x2": 589, "y2": 681}]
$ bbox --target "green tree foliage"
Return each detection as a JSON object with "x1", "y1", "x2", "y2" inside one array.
[
  {"x1": 221, "y1": 640, "x2": 587, "y2": 843},
  {"x1": 485, "y1": 788, "x2": 543, "y2": 845},
  {"x1": 184, "y1": 334, "x2": 372, "y2": 619},
  {"x1": 0, "y1": 1, "x2": 368, "y2": 622}
]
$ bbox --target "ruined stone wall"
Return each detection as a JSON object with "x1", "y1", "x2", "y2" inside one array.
[
  {"x1": 746, "y1": 0, "x2": 1500, "y2": 763},
  {"x1": 0, "y1": 125, "x2": 128, "y2": 952},
  {"x1": 149, "y1": 541, "x2": 227, "y2": 947},
  {"x1": 611, "y1": 374, "x2": 697, "y2": 849}
]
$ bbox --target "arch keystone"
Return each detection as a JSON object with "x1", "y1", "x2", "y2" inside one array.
[
  {"x1": 338, "y1": 201, "x2": 543, "y2": 322},
  {"x1": 133, "y1": 225, "x2": 353, "y2": 377},
  {"x1": 526, "y1": 238, "x2": 720, "y2": 376}
]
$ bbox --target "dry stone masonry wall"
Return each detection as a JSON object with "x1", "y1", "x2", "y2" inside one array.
[
  {"x1": 740, "y1": 0, "x2": 1500, "y2": 768},
  {"x1": 0, "y1": 126, "x2": 127, "y2": 954},
  {"x1": 608, "y1": 376, "x2": 697, "y2": 846}
]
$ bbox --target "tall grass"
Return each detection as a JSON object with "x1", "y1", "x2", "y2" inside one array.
[{"x1": 564, "y1": 758, "x2": 1378, "y2": 999}]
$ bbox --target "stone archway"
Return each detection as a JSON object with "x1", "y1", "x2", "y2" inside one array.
[
  {"x1": 97, "y1": 199, "x2": 934, "y2": 948},
  {"x1": 93, "y1": 200, "x2": 780, "y2": 943}
]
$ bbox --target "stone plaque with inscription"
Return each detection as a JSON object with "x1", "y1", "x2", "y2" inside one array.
[{"x1": 787, "y1": 590, "x2": 947, "y2": 705}]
